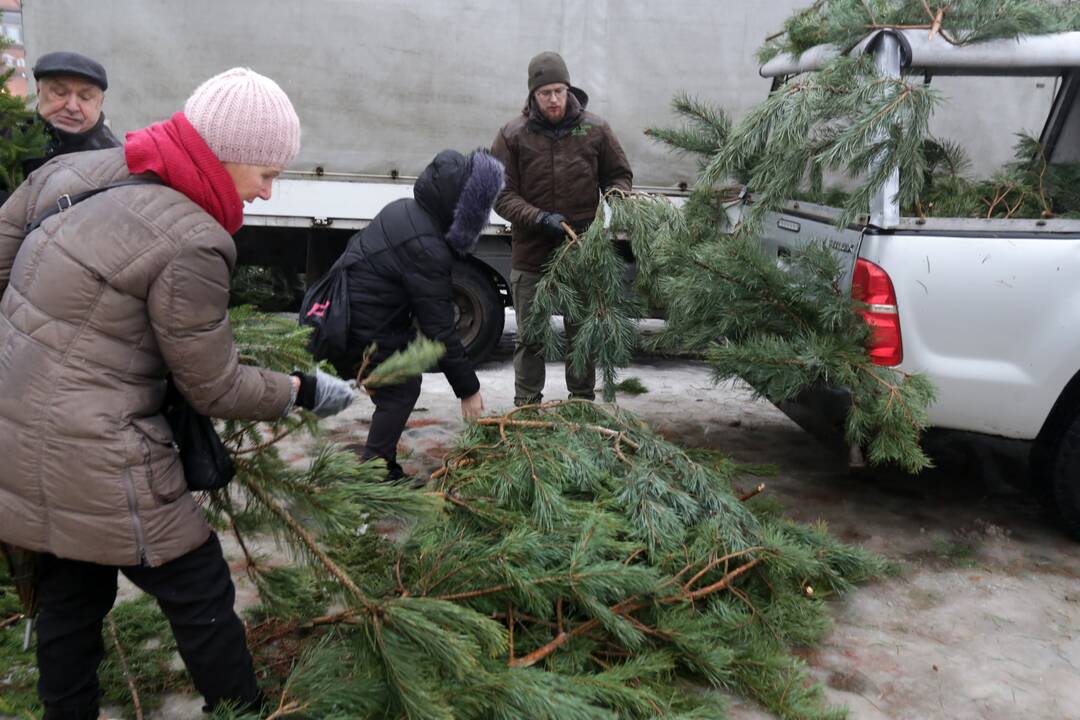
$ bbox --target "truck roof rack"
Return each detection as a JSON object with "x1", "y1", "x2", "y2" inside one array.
[{"x1": 760, "y1": 30, "x2": 1080, "y2": 78}]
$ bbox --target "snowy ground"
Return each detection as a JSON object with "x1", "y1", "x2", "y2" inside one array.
[{"x1": 124, "y1": 311, "x2": 1079, "y2": 719}]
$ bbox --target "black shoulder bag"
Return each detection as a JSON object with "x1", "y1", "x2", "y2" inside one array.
[
  {"x1": 299, "y1": 228, "x2": 410, "y2": 369},
  {"x1": 161, "y1": 377, "x2": 234, "y2": 492},
  {"x1": 26, "y1": 178, "x2": 234, "y2": 491},
  {"x1": 299, "y1": 250, "x2": 354, "y2": 361}
]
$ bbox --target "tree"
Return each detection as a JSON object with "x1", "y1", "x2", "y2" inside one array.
[{"x1": 0, "y1": 12, "x2": 46, "y2": 197}]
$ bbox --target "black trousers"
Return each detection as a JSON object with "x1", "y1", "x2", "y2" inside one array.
[
  {"x1": 36, "y1": 533, "x2": 261, "y2": 720},
  {"x1": 362, "y1": 374, "x2": 422, "y2": 475}
]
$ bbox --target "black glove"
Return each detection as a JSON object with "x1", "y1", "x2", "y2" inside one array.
[{"x1": 539, "y1": 212, "x2": 568, "y2": 240}]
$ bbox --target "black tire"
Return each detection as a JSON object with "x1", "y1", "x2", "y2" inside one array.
[
  {"x1": 451, "y1": 260, "x2": 504, "y2": 366},
  {"x1": 1050, "y1": 408, "x2": 1080, "y2": 539}
]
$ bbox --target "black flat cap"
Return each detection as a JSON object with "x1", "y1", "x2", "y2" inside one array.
[{"x1": 33, "y1": 51, "x2": 108, "y2": 91}]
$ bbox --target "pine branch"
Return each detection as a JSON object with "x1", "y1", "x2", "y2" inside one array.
[
  {"x1": 760, "y1": 0, "x2": 1080, "y2": 60},
  {"x1": 237, "y1": 473, "x2": 378, "y2": 610},
  {"x1": 362, "y1": 337, "x2": 445, "y2": 388},
  {"x1": 645, "y1": 93, "x2": 733, "y2": 163},
  {"x1": 106, "y1": 614, "x2": 144, "y2": 720},
  {"x1": 508, "y1": 557, "x2": 763, "y2": 669}
]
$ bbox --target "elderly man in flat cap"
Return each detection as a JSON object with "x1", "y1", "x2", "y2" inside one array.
[
  {"x1": 28, "y1": 51, "x2": 120, "y2": 170},
  {"x1": 1, "y1": 51, "x2": 120, "y2": 206}
]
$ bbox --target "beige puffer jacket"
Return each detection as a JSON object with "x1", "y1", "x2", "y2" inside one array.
[{"x1": 0, "y1": 147, "x2": 292, "y2": 567}]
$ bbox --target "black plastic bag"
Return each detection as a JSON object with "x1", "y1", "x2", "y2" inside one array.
[
  {"x1": 162, "y1": 379, "x2": 235, "y2": 492},
  {"x1": 298, "y1": 257, "x2": 352, "y2": 361}
]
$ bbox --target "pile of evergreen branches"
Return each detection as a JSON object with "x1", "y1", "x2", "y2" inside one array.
[
  {"x1": 219, "y1": 316, "x2": 885, "y2": 719},
  {"x1": 914, "y1": 133, "x2": 1080, "y2": 219},
  {"x1": 1, "y1": 311, "x2": 886, "y2": 719},
  {"x1": 229, "y1": 399, "x2": 886, "y2": 720}
]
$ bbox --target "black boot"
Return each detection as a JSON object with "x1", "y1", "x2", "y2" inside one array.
[
  {"x1": 386, "y1": 460, "x2": 426, "y2": 489},
  {"x1": 42, "y1": 699, "x2": 100, "y2": 720},
  {"x1": 386, "y1": 460, "x2": 407, "y2": 483}
]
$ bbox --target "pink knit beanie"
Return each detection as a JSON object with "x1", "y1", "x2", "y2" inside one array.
[{"x1": 183, "y1": 67, "x2": 301, "y2": 168}]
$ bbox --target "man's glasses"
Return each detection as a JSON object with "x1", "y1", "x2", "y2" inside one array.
[{"x1": 534, "y1": 87, "x2": 568, "y2": 101}]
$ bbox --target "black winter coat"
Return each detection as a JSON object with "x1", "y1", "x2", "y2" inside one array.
[
  {"x1": 1, "y1": 114, "x2": 121, "y2": 208},
  {"x1": 335, "y1": 150, "x2": 503, "y2": 399},
  {"x1": 22, "y1": 113, "x2": 122, "y2": 178}
]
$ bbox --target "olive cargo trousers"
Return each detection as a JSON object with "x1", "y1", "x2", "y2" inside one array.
[{"x1": 510, "y1": 268, "x2": 596, "y2": 405}]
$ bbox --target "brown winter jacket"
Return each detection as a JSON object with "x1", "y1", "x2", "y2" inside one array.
[
  {"x1": 491, "y1": 89, "x2": 633, "y2": 272},
  {"x1": 0, "y1": 147, "x2": 293, "y2": 568}
]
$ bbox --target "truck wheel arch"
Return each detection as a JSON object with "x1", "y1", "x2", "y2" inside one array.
[
  {"x1": 1032, "y1": 367, "x2": 1080, "y2": 528},
  {"x1": 451, "y1": 257, "x2": 508, "y2": 366},
  {"x1": 1050, "y1": 410, "x2": 1080, "y2": 539}
]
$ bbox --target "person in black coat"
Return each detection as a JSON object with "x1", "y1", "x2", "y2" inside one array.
[{"x1": 336, "y1": 148, "x2": 504, "y2": 480}]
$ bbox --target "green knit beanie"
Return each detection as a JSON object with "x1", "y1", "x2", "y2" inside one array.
[{"x1": 527, "y1": 51, "x2": 571, "y2": 93}]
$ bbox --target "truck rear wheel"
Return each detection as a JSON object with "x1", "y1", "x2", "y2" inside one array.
[
  {"x1": 452, "y1": 260, "x2": 504, "y2": 366},
  {"x1": 1050, "y1": 409, "x2": 1080, "y2": 539}
]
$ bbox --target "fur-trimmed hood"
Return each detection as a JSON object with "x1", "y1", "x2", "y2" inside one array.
[{"x1": 414, "y1": 149, "x2": 504, "y2": 256}]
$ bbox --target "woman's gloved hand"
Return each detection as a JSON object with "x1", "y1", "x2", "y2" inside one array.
[{"x1": 291, "y1": 369, "x2": 358, "y2": 417}]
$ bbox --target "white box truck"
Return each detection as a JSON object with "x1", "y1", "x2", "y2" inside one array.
[{"x1": 20, "y1": 0, "x2": 1053, "y2": 363}]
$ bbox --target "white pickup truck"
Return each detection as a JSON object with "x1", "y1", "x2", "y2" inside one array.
[{"x1": 757, "y1": 30, "x2": 1080, "y2": 536}]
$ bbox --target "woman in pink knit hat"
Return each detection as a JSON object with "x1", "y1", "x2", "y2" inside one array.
[{"x1": 0, "y1": 67, "x2": 355, "y2": 719}]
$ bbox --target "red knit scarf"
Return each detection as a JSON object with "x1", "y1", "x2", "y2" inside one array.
[{"x1": 124, "y1": 112, "x2": 244, "y2": 234}]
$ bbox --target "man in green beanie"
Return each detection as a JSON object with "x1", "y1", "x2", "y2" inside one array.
[{"x1": 491, "y1": 51, "x2": 633, "y2": 406}]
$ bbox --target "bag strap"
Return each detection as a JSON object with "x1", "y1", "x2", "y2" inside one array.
[{"x1": 25, "y1": 177, "x2": 162, "y2": 235}]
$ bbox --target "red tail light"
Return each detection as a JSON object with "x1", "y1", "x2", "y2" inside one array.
[{"x1": 851, "y1": 259, "x2": 902, "y2": 366}]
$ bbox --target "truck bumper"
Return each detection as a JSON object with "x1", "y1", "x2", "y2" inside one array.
[{"x1": 771, "y1": 384, "x2": 1034, "y2": 479}]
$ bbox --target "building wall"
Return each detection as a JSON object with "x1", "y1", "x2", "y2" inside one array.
[{"x1": 0, "y1": 0, "x2": 27, "y2": 97}]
